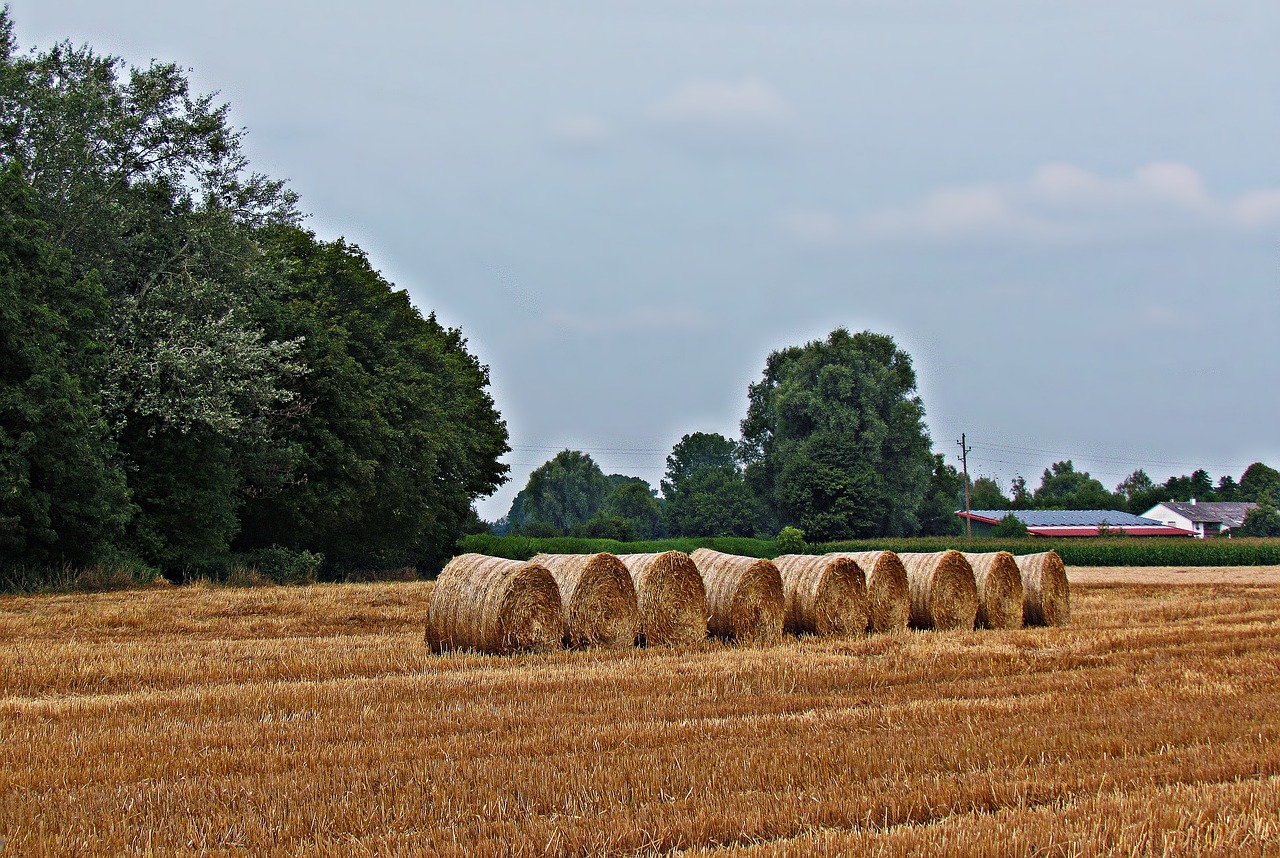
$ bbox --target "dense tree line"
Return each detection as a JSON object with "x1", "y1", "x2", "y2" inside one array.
[
  {"x1": 498, "y1": 328, "x2": 967, "y2": 541},
  {"x1": 0, "y1": 13, "x2": 508, "y2": 580},
  {"x1": 497, "y1": 326, "x2": 1280, "y2": 543}
]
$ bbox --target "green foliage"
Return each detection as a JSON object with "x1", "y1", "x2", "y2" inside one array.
[
  {"x1": 990, "y1": 513, "x2": 1029, "y2": 538},
  {"x1": 506, "y1": 450, "x2": 610, "y2": 536},
  {"x1": 0, "y1": 14, "x2": 510, "y2": 580},
  {"x1": 1237, "y1": 504, "x2": 1280, "y2": 538},
  {"x1": 601, "y1": 481, "x2": 662, "y2": 539},
  {"x1": 1032, "y1": 461, "x2": 1123, "y2": 510},
  {"x1": 741, "y1": 329, "x2": 933, "y2": 540},
  {"x1": 462, "y1": 533, "x2": 1280, "y2": 568},
  {"x1": 232, "y1": 545, "x2": 325, "y2": 586},
  {"x1": 917, "y1": 454, "x2": 964, "y2": 536},
  {"x1": 775, "y1": 526, "x2": 807, "y2": 553},
  {"x1": 969, "y1": 477, "x2": 1011, "y2": 511},
  {"x1": 0, "y1": 164, "x2": 132, "y2": 566},
  {"x1": 1240, "y1": 463, "x2": 1280, "y2": 506},
  {"x1": 236, "y1": 229, "x2": 509, "y2": 574},
  {"x1": 573, "y1": 514, "x2": 633, "y2": 541},
  {"x1": 661, "y1": 432, "x2": 756, "y2": 537}
]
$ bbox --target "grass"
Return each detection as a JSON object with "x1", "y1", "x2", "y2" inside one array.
[
  {"x1": 2, "y1": 576, "x2": 1279, "y2": 855},
  {"x1": 463, "y1": 533, "x2": 1280, "y2": 568}
]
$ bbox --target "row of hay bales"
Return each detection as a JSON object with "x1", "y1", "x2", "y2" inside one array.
[{"x1": 424, "y1": 548, "x2": 1070, "y2": 655}]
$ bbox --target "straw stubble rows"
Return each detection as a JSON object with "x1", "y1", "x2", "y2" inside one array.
[{"x1": 2, "y1": 577, "x2": 1278, "y2": 856}]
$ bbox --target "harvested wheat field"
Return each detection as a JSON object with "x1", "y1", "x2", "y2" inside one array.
[{"x1": 2, "y1": 574, "x2": 1280, "y2": 857}]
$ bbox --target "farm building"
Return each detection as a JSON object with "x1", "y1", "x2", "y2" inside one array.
[
  {"x1": 956, "y1": 509, "x2": 1193, "y2": 538},
  {"x1": 1140, "y1": 500, "x2": 1258, "y2": 538}
]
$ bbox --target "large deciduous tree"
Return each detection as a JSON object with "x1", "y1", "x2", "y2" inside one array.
[
  {"x1": 236, "y1": 230, "x2": 509, "y2": 572},
  {"x1": 740, "y1": 329, "x2": 933, "y2": 540},
  {"x1": 506, "y1": 451, "x2": 610, "y2": 536},
  {"x1": 1, "y1": 12, "x2": 304, "y2": 568},
  {"x1": 0, "y1": 165, "x2": 130, "y2": 565},
  {"x1": 1239, "y1": 463, "x2": 1280, "y2": 506},
  {"x1": 660, "y1": 432, "x2": 756, "y2": 537}
]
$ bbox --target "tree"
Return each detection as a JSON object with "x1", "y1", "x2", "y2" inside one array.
[
  {"x1": 1163, "y1": 469, "x2": 1215, "y2": 502},
  {"x1": 917, "y1": 454, "x2": 964, "y2": 536},
  {"x1": 506, "y1": 451, "x2": 609, "y2": 535},
  {"x1": 969, "y1": 476, "x2": 1011, "y2": 511},
  {"x1": 990, "y1": 513, "x2": 1029, "y2": 538},
  {"x1": 660, "y1": 432, "x2": 756, "y2": 537},
  {"x1": 1239, "y1": 463, "x2": 1280, "y2": 506},
  {"x1": 1032, "y1": 461, "x2": 1122, "y2": 510},
  {"x1": 1215, "y1": 475, "x2": 1239, "y2": 501},
  {"x1": 237, "y1": 230, "x2": 509, "y2": 571},
  {"x1": 1237, "y1": 503, "x2": 1280, "y2": 538},
  {"x1": 0, "y1": 164, "x2": 131, "y2": 565},
  {"x1": 1116, "y1": 468, "x2": 1170, "y2": 514},
  {"x1": 0, "y1": 12, "x2": 305, "y2": 569},
  {"x1": 601, "y1": 480, "x2": 663, "y2": 540},
  {"x1": 1009, "y1": 475, "x2": 1032, "y2": 509},
  {"x1": 740, "y1": 329, "x2": 933, "y2": 540}
]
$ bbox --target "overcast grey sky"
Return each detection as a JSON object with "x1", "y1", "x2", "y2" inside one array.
[{"x1": 14, "y1": 1, "x2": 1279, "y2": 519}]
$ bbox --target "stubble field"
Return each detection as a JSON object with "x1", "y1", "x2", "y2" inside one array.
[{"x1": 2, "y1": 569, "x2": 1279, "y2": 856}]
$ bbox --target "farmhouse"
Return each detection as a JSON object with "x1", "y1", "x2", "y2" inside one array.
[
  {"x1": 1140, "y1": 500, "x2": 1258, "y2": 539},
  {"x1": 956, "y1": 509, "x2": 1193, "y2": 538}
]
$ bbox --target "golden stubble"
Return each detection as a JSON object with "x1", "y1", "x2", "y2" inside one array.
[{"x1": 2, "y1": 576, "x2": 1279, "y2": 857}]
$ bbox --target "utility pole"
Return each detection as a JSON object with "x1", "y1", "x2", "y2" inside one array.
[{"x1": 957, "y1": 433, "x2": 972, "y2": 538}]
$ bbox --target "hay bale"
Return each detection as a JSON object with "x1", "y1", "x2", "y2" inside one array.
[
  {"x1": 830, "y1": 551, "x2": 910, "y2": 633},
  {"x1": 617, "y1": 552, "x2": 709, "y2": 646},
  {"x1": 532, "y1": 553, "x2": 641, "y2": 648},
  {"x1": 689, "y1": 548, "x2": 785, "y2": 646},
  {"x1": 896, "y1": 551, "x2": 979, "y2": 631},
  {"x1": 425, "y1": 554, "x2": 564, "y2": 654},
  {"x1": 1015, "y1": 551, "x2": 1071, "y2": 627},
  {"x1": 963, "y1": 552, "x2": 1026, "y2": 630},
  {"x1": 772, "y1": 554, "x2": 868, "y2": 637}
]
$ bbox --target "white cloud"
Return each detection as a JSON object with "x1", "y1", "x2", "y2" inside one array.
[
  {"x1": 831, "y1": 163, "x2": 1280, "y2": 244},
  {"x1": 547, "y1": 114, "x2": 612, "y2": 150},
  {"x1": 650, "y1": 78, "x2": 794, "y2": 154}
]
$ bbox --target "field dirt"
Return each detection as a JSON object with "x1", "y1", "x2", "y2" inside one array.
[{"x1": 1, "y1": 577, "x2": 1279, "y2": 857}]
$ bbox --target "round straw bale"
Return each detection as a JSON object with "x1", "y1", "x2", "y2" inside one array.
[
  {"x1": 830, "y1": 551, "x2": 910, "y2": 633},
  {"x1": 425, "y1": 554, "x2": 564, "y2": 654},
  {"x1": 1015, "y1": 551, "x2": 1071, "y2": 627},
  {"x1": 896, "y1": 551, "x2": 979, "y2": 631},
  {"x1": 772, "y1": 554, "x2": 867, "y2": 637},
  {"x1": 617, "y1": 552, "x2": 708, "y2": 646},
  {"x1": 532, "y1": 553, "x2": 640, "y2": 648},
  {"x1": 962, "y1": 552, "x2": 1026, "y2": 630},
  {"x1": 689, "y1": 548, "x2": 785, "y2": 646}
]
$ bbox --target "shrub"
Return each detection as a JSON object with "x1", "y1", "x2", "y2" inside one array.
[
  {"x1": 990, "y1": 514, "x2": 1029, "y2": 538},
  {"x1": 776, "y1": 526, "x2": 808, "y2": 554},
  {"x1": 234, "y1": 546, "x2": 324, "y2": 586}
]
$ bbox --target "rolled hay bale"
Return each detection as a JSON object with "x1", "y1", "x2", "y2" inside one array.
[
  {"x1": 830, "y1": 551, "x2": 910, "y2": 633},
  {"x1": 1015, "y1": 551, "x2": 1071, "y2": 627},
  {"x1": 772, "y1": 554, "x2": 868, "y2": 637},
  {"x1": 532, "y1": 553, "x2": 641, "y2": 648},
  {"x1": 896, "y1": 551, "x2": 979, "y2": 631},
  {"x1": 962, "y1": 552, "x2": 1026, "y2": 630},
  {"x1": 689, "y1": 548, "x2": 785, "y2": 646},
  {"x1": 617, "y1": 552, "x2": 709, "y2": 646},
  {"x1": 425, "y1": 554, "x2": 564, "y2": 654}
]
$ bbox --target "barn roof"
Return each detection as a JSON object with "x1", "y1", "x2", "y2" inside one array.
[{"x1": 1150, "y1": 501, "x2": 1257, "y2": 527}]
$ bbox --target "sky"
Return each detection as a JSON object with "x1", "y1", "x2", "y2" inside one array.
[{"x1": 13, "y1": 1, "x2": 1280, "y2": 520}]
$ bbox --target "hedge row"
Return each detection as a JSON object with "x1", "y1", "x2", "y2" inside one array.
[{"x1": 460, "y1": 534, "x2": 1280, "y2": 568}]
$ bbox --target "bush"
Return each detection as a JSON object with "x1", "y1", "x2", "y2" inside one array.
[
  {"x1": 233, "y1": 545, "x2": 324, "y2": 586},
  {"x1": 776, "y1": 526, "x2": 808, "y2": 554},
  {"x1": 990, "y1": 514, "x2": 1029, "y2": 538},
  {"x1": 1238, "y1": 504, "x2": 1280, "y2": 537}
]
